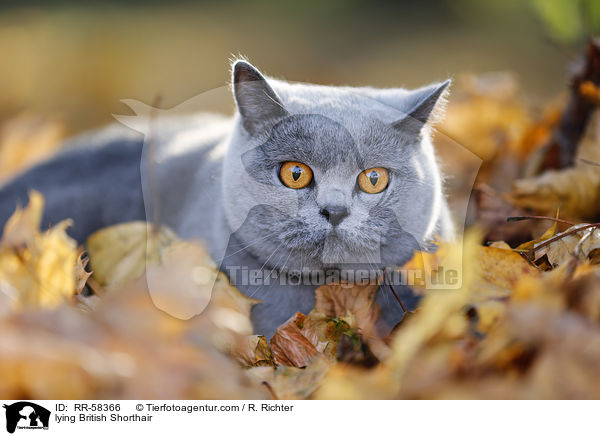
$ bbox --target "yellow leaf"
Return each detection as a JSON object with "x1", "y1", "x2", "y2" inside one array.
[
  {"x1": 476, "y1": 245, "x2": 539, "y2": 298},
  {"x1": 1, "y1": 190, "x2": 44, "y2": 247},
  {"x1": 207, "y1": 271, "x2": 260, "y2": 336},
  {"x1": 0, "y1": 191, "x2": 78, "y2": 309},
  {"x1": 387, "y1": 230, "x2": 481, "y2": 382},
  {"x1": 515, "y1": 213, "x2": 559, "y2": 252},
  {"x1": 86, "y1": 221, "x2": 179, "y2": 288},
  {"x1": 0, "y1": 114, "x2": 65, "y2": 185}
]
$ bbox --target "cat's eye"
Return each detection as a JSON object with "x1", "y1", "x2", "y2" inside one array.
[
  {"x1": 279, "y1": 161, "x2": 313, "y2": 189},
  {"x1": 358, "y1": 167, "x2": 389, "y2": 194}
]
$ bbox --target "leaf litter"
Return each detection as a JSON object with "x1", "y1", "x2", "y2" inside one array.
[{"x1": 2, "y1": 42, "x2": 600, "y2": 399}]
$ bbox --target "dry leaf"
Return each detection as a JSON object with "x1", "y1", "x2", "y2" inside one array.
[
  {"x1": 314, "y1": 282, "x2": 380, "y2": 335},
  {"x1": 440, "y1": 73, "x2": 532, "y2": 161},
  {"x1": 515, "y1": 216, "x2": 559, "y2": 252},
  {"x1": 0, "y1": 114, "x2": 65, "y2": 184},
  {"x1": 510, "y1": 111, "x2": 600, "y2": 220},
  {"x1": 86, "y1": 221, "x2": 179, "y2": 288},
  {"x1": 247, "y1": 357, "x2": 330, "y2": 400},
  {"x1": 533, "y1": 224, "x2": 600, "y2": 267},
  {"x1": 270, "y1": 313, "x2": 322, "y2": 367},
  {"x1": 0, "y1": 191, "x2": 78, "y2": 309},
  {"x1": 0, "y1": 190, "x2": 44, "y2": 247},
  {"x1": 4, "y1": 70, "x2": 600, "y2": 401},
  {"x1": 0, "y1": 285, "x2": 267, "y2": 400},
  {"x1": 74, "y1": 252, "x2": 92, "y2": 295},
  {"x1": 231, "y1": 335, "x2": 274, "y2": 367},
  {"x1": 475, "y1": 245, "x2": 539, "y2": 299}
]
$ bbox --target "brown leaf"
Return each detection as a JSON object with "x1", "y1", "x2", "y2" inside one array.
[
  {"x1": 270, "y1": 313, "x2": 321, "y2": 367},
  {"x1": 314, "y1": 282, "x2": 380, "y2": 335},
  {"x1": 231, "y1": 335, "x2": 274, "y2": 367},
  {"x1": 533, "y1": 224, "x2": 600, "y2": 268},
  {"x1": 247, "y1": 357, "x2": 330, "y2": 400},
  {"x1": 509, "y1": 111, "x2": 600, "y2": 221}
]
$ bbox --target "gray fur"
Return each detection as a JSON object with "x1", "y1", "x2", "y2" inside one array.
[{"x1": 0, "y1": 60, "x2": 453, "y2": 337}]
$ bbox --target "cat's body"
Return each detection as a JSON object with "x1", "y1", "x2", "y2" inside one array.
[{"x1": 0, "y1": 61, "x2": 453, "y2": 336}]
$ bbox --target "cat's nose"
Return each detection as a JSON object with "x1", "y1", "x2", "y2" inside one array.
[{"x1": 320, "y1": 206, "x2": 349, "y2": 226}]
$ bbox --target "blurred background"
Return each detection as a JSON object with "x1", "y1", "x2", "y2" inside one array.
[{"x1": 0, "y1": 0, "x2": 598, "y2": 135}]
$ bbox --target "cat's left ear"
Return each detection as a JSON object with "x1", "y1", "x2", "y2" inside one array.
[
  {"x1": 232, "y1": 60, "x2": 288, "y2": 135},
  {"x1": 391, "y1": 80, "x2": 451, "y2": 135}
]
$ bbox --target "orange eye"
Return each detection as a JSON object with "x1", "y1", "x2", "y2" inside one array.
[
  {"x1": 358, "y1": 167, "x2": 389, "y2": 194},
  {"x1": 279, "y1": 161, "x2": 313, "y2": 189}
]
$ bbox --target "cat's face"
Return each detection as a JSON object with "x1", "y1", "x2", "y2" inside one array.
[{"x1": 222, "y1": 61, "x2": 451, "y2": 276}]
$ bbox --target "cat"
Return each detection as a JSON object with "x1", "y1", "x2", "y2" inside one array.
[{"x1": 0, "y1": 60, "x2": 453, "y2": 336}]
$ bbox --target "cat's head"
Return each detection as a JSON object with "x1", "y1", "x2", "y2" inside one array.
[{"x1": 222, "y1": 60, "x2": 452, "y2": 277}]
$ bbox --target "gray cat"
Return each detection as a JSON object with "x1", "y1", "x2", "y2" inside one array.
[{"x1": 0, "y1": 60, "x2": 453, "y2": 336}]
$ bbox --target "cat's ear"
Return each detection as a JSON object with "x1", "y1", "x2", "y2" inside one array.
[
  {"x1": 232, "y1": 60, "x2": 288, "y2": 135},
  {"x1": 391, "y1": 80, "x2": 451, "y2": 135}
]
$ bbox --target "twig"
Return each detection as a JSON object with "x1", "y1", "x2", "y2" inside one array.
[
  {"x1": 506, "y1": 215, "x2": 575, "y2": 226},
  {"x1": 385, "y1": 270, "x2": 406, "y2": 313},
  {"x1": 574, "y1": 227, "x2": 596, "y2": 258},
  {"x1": 262, "y1": 381, "x2": 279, "y2": 400},
  {"x1": 580, "y1": 158, "x2": 600, "y2": 167},
  {"x1": 530, "y1": 223, "x2": 600, "y2": 254}
]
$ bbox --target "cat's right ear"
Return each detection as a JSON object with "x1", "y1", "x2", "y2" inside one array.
[{"x1": 232, "y1": 60, "x2": 288, "y2": 135}]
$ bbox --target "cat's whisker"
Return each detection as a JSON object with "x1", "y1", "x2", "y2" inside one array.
[
  {"x1": 299, "y1": 245, "x2": 306, "y2": 275},
  {"x1": 364, "y1": 250, "x2": 390, "y2": 307},
  {"x1": 263, "y1": 246, "x2": 292, "y2": 281},
  {"x1": 215, "y1": 233, "x2": 274, "y2": 263},
  {"x1": 380, "y1": 225, "x2": 412, "y2": 234},
  {"x1": 273, "y1": 247, "x2": 294, "y2": 282},
  {"x1": 247, "y1": 239, "x2": 286, "y2": 298}
]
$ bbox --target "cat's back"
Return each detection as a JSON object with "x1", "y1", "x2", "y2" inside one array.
[
  {"x1": 0, "y1": 113, "x2": 232, "y2": 242},
  {"x1": 151, "y1": 113, "x2": 233, "y2": 234}
]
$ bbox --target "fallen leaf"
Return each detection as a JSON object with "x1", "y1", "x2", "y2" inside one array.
[
  {"x1": 509, "y1": 111, "x2": 600, "y2": 220},
  {"x1": 270, "y1": 313, "x2": 321, "y2": 367},
  {"x1": 0, "y1": 114, "x2": 65, "y2": 184},
  {"x1": 475, "y1": 245, "x2": 539, "y2": 299},
  {"x1": 0, "y1": 190, "x2": 44, "y2": 247},
  {"x1": 533, "y1": 224, "x2": 600, "y2": 267},
  {"x1": 73, "y1": 252, "x2": 92, "y2": 295},
  {"x1": 314, "y1": 282, "x2": 380, "y2": 335},
  {"x1": 231, "y1": 335, "x2": 274, "y2": 367},
  {"x1": 247, "y1": 357, "x2": 330, "y2": 400},
  {"x1": 86, "y1": 222, "x2": 179, "y2": 288},
  {"x1": 0, "y1": 191, "x2": 78, "y2": 309}
]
